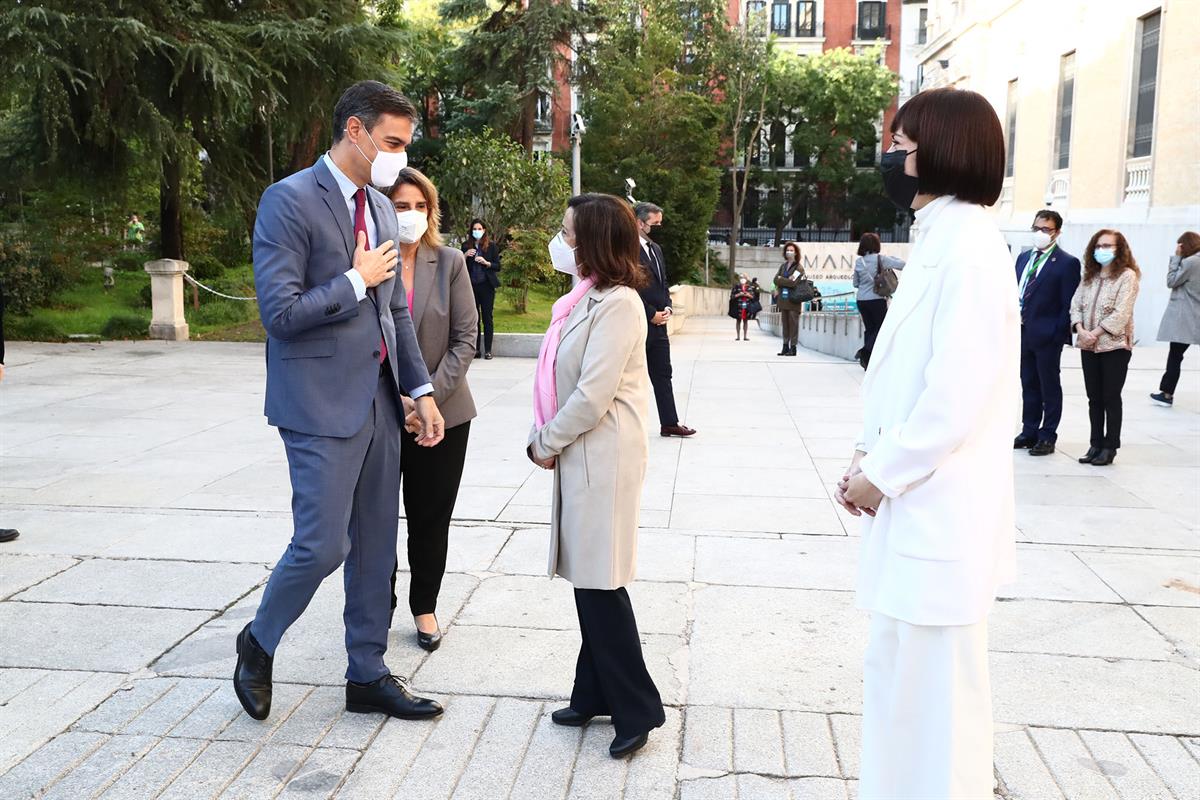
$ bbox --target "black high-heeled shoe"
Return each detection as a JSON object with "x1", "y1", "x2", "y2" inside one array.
[
  {"x1": 1078, "y1": 446, "x2": 1101, "y2": 464},
  {"x1": 416, "y1": 617, "x2": 442, "y2": 652},
  {"x1": 1090, "y1": 448, "x2": 1117, "y2": 466}
]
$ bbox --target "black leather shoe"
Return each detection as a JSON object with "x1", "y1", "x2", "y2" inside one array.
[
  {"x1": 0, "y1": 528, "x2": 19, "y2": 543},
  {"x1": 1013, "y1": 435, "x2": 1037, "y2": 450},
  {"x1": 484, "y1": 352, "x2": 494, "y2": 360},
  {"x1": 551, "y1": 707, "x2": 594, "y2": 727},
  {"x1": 786, "y1": 347, "x2": 798, "y2": 356},
  {"x1": 346, "y1": 674, "x2": 443, "y2": 719},
  {"x1": 1078, "y1": 447, "x2": 1101, "y2": 464},
  {"x1": 1090, "y1": 448, "x2": 1117, "y2": 466},
  {"x1": 234, "y1": 623, "x2": 273, "y2": 721},
  {"x1": 416, "y1": 624, "x2": 442, "y2": 652},
  {"x1": 777, "y1": 348, "x2": 789, "y2": 356},
  {"x1": 610, "y1": 732, "x2": 649, "y2": 758},
  {"x1": 1029, "y1": 441, "x2": 1056, "y2": 457}
]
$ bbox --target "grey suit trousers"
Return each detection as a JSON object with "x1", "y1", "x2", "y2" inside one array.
[{"x1": 251, "y1": 371, "x2": 401, "y2": 683}]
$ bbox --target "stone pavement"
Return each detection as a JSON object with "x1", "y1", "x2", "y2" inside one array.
[{"x1": 0, "y1": 316, "x2": 1197, "y2": 800}]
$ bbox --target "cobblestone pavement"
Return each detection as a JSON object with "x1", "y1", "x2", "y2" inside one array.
[{"x1": 1, "y1": 317, "x2": 1197, "y2": 799}]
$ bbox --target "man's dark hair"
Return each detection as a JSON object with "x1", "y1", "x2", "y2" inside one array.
[
  {"x1": 890, "y1": 88, "x2": 1004, "y2": 206},
  {"x1": 1034, "y1": 209, "x2": 1063, "y2": 231},
  {"x1": 332, "y1": 81, "x2": 418, "y2": 144},
  {"x1": 634, "y1": 202, "x2": 663, "y2": 222}
]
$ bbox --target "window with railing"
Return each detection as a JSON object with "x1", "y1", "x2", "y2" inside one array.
[
  {"x1": 917, "y1": 8, "x2": 928, "y2": 44},
  {"x1": 771, "y1": 2, "x2": 790, "y2": 36},
  {"x1": 1054, "y1": 52, "x2": 1075, "y2": 170},
  {"x1": 534, "y1": 91, "x2": 552, "y2": 132},
  {"x1": 745, "y1": 0, "x2": 767, "y2": 30},
  {"x1": 1005, "y1": 79, "x2": 1018, "y2": 178},
  {"x1": 857, "y1": 1, "x2": 887, "y2": 40},
  {"x1": 1130, "y1": 10, "x2": 1160, "y2": 158},
  {"x1": 795, "y1": 0, "x2": 817, "y2": 36}
]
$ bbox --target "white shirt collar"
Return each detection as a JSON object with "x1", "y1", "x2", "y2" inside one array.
[{"x1": 322, "y1": 152, "x2": 362, "y2": 201}]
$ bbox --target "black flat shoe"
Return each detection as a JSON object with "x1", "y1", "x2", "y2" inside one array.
[
  {"x1": 346, "y1": 674, "x2": 443, "y2": 719},
  {"x1": 551, "y1": 707, "x2": 594, "y2": 727},
  {"x1": 777, "y1": 349, "x2": 789, "y2": 356},
  {"x1": 610, "y1": 732, "x2": 649, "y2": 758},
  {"x1": 1090, "y1": 448, "x2": 1117, "y2": 466},
  {"x1": 1078, "y1": 447, "x2": 1101, "y2": 464},
  {"x1": 484, "y1": 352, "x2": 494, "y2": 360},
  {"x1": 234, "y1": 623, "x2": 273, "y2": 721},
  {"x1": 1013, "y1": 435, "x2": 1037, "y2": 450},
  {"x1": 417, "y1": 628, "x2": 442, "y2": 652},
  {"x1": 1150, "y1": 392, "x2": 1173, "y2": 406},
  {"x1": 1029, "y1": 441, "x2": 1056, "y2": 457},
  {"x1": 0, "y1": 528, "x2": 19, "y2": 543}
]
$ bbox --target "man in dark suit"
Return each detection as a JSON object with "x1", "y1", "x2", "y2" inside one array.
[
  {"x1": 1013, "y1": 209, "x2": 1081, "y2": 456},
  {"x1": 235, "y1": 81, "x2": 445, "y2": 723},
  {"x1": 634, "y1": 202, "x2": 695, "y2": 438}
]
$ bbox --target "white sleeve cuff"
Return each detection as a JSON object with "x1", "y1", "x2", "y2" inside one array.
[
  {"x1": 343, "y1": 269, "x2": 368, "y2": 302},
  {"x1": 410, "y1": 383, "x2": 434, "y2": 399}
]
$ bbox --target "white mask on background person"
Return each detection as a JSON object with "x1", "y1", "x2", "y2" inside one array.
[
  {"x1": 548, "y1": 231, "x2": 578, "y2": 276},
  {"x1": 395, "y1": 210, "x2": 428, "y2": 244},
  {"x1": 348, "y1": 124, "x2": 408, "y2": 188},
  {"x1": 1031, "y1": 230, "x2": 1054, "y2": 251}
]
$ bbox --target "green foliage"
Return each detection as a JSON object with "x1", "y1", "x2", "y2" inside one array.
[
  {"x1": 0, "y1": 233, "x2": 80, "y2": 314},
  {"x1": 5, "y1": 315, "x2": 67, "y2": 343},
  {"x1": 188, "y1": 255, "x2": 226, "y2": 282},
  {"x1": 499, "y1": 228, "x2": 555, "y2": 314},
  {"x1": 101, "y1": 313, "x2": 149, "y2": 340},
  {"x1": 430, "y1": 129, "x2": 571, "y2": 246},
  {"x1": 113, "y1": 252, "x2": 145, "y2": 273}
]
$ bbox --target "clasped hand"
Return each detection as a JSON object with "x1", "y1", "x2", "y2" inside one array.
[
  {"x1": 834, "y1": 450, "x2": 884, "y2": 517},
  {"x1": 401, "y1": 395, "x2": 446, "y2": 447}
]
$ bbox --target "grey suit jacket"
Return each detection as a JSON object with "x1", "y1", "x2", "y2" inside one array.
[
  {"x1": 409, "y1": 244, "x2": 479, "y2": 429},
  {"x1": 252, "y1": 159, "x2": 431, "y2": 438}
]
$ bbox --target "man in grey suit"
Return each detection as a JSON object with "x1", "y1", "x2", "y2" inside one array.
[{"x1": 235, "y1": 81, "x2": 446, "y2": 722}]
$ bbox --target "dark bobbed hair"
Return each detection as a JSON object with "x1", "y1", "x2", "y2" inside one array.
[
  {"x1": 1034, "y1": 209, "x2": 1063, "y2": 230},
  {"x1": 1178, "y1": 231, "x2": 1200, "y2": 259},
  {"x1": 468, "y1": 218, "x2": 491, "y2": 250},
  {"x1": 567, "y1": 194, "x2": 649, "y2": 291},
  {"x1": 857, "y1": 232, "x2": 881, "y2": 256},
  {"x1": 891, "y1": 88, "x2": 1005, "y2": 207},
  {"x1": 1082, "y1": 229, "x2": 1141, "y2": 284},
  {"x1": 332, "y1": 81, "x2": 418, "y2": 144}
]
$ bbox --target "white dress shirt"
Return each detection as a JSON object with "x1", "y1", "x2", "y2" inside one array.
[{"x1": 322, "y1": 154, "x2": 432, "y2": 399}]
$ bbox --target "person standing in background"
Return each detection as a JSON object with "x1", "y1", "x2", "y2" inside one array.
[
  {"x1": 0, "y1": 282, "x2": 19, "y2": 544},
  {"x1": 1071, "y1": 229, "x2": 1141, "y2": 466},
  {"x1": 386, "y1": 168, "x2": 479, "y2": 653},
  {"x1": 774, "y1": 242, "x2": 805, "y2": 357},
  {"x1": 124, "y1": 213, "x2": 145, "y2": 249},
  {"x1": 463, "y1": 218, "x2": 500, "y2": 360},
  {"x1": 634, "y1": 202, "x2": 696, "y2": 438},
  {"x1": 852, "y1": 233, "x2": 906, "y2": 369},
  {"x1": 1151, "y1": 231, "x2": 1200, "y2": 407},
  {"x1": 729, "y1": 274, "x2": 756, "y2": 341},
  {"x1": 1012, "y1": 210, "x2": 1081, "y2": 457}
]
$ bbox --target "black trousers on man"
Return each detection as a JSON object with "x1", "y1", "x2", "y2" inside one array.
[
  {"x1": 390, "y1": 421, "x2": 471, "y2": 619},
  {"x1": 856, "y1": 299, "x2": 888, "y2": 366},
  {"x1": 571, "y1": 587, "x2": 666, "y2": 739},
  {"x1": 646, "y1": 328, "x2": 679, "y2": 427},
  {"x1": 1081, "y1": 350, "x2": 1132, "y2": 450},
  {"x1": 1160, "y1": 342, "x2": 1190, "y2": 394},
  {"x1": 1020, "y1": 337, "x2": 1066, "y2": 443},
  {"x1": 473, "y1": 282, "x2": 496, "y2": 354}
]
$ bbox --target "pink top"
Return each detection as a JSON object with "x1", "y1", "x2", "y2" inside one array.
[
  {"x1": 533, "y1": 277, "x2": 596, "y2": 428},
  {"x1": 407, "y1": 285, "x2": 414, "y2": 315}
]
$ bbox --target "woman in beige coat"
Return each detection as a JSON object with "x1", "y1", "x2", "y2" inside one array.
[{"x1": 528, "y1": 193, "x2": 665, "y2": 760}]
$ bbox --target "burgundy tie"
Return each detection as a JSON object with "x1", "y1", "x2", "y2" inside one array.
[{"x1": 354, "y1": 188, "x2": 388, "y2": 365}]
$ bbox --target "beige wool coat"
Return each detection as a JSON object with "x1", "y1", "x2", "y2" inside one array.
[{"x1": 528, "y1": 284, "x2": 650, "y2": 590}]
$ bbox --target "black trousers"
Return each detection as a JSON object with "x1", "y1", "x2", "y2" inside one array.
[
  {"x1": 1160, "y1": 342, "x2": 1190, "y2": 394},
  {"x1": 1080, "y1": 349, "x2": 1132, "y2": 450},
  {"x1": 1020, "y1": 338, "x2": 1066, "y2": 443},
  {"x1": 646, "y1": 331, "x2": 679, "y2": 427},
  {"x1": 390, "y1": 421, "x2": 471, "y2": 618},
  {"x1": 473, "y1": 282, "x2": 496, "y2": 353},
  {"x1": 571, "y1": 587, "x2": 666, "y2": 739},
  {"x1": 856, "y1": 299, "x2": 888, "y2": 365}
]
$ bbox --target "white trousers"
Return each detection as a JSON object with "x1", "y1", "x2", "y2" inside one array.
[{"x1": 859, "y1": 613, "x2": 993, "y2": 800}]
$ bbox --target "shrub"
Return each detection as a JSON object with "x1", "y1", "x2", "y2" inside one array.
[
  {"x1": 499, "y1": 228, "x2": 554, "y2": 314},
  {"x1": 101, "y1": 312, "x2": 149, "y2": 340},
  {"x1": 0, "y1": 233, "x2": 83, "y2": 313},
  {"x1": 6, "y1": 315, "x2": 67, "y2": 342},
  {"x1": 188, "y1": 255, "x2": 225, "y2": 281},
  {"x1": 138, "y1": 284, "x2": 153, "y2": 308},
  {"x1": 112, "y1": 252, "x2": 145, "y2": 272}
]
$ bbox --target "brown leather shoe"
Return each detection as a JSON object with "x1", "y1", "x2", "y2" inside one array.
[{"x1": 660, "y1": 424, "x2": 697, "y2": 438}]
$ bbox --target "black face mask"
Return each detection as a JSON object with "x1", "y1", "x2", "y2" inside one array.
[{"x1": 879, "y1": 148, "x2": 920, "y2": 211}]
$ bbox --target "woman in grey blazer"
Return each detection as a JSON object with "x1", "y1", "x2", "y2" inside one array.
[
  {"x1": 386, "y1": 168, "x2": 479, "y2": 651},
  {"x1": 1152, "y1": 231, "x2": 1200, "y2": 407}
]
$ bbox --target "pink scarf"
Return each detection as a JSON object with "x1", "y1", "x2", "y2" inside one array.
[{"x1": 533, "y1": 277, "x2": 596, "y2": 427}]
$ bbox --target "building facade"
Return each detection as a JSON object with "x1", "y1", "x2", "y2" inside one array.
[{"x1": 916, "y1": 0, "x2": 1200, "y2": 338}]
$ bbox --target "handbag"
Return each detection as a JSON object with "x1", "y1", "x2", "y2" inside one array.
[
  {"x1": 793, "y1": 279, "x2": 817, "y2": 303},
  {"x1": 873, "y1": 262, "x2": 899, "y2": 298}
]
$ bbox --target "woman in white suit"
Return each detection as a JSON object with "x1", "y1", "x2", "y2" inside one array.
[
  {"x1": 528, "y1": 193, "x2": 665, "y2": 760},
  {"x1": 837, "y1": 88, "x2": 1020, "y2": 799}
]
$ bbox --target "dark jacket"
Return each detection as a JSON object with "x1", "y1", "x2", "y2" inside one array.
[
  {"x1": 1015, "y1": 245, "x2": 1081, "y2": 348},
  {"x1": 637, "y1": 239, "x2": 672, "y2": 328},
  {"x1": 773, "y1": 261, "x2": 807, "y2": 312},
  {"x1": 462, "y1": 240, "x2": 501, "y2": 289}
]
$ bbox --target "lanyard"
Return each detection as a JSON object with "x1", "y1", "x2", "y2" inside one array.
[{"x1": 1021, "y1": 247, "x2": 1054, "y2": 291}]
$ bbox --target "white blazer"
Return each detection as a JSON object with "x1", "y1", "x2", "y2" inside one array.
[{"x1": 855, "y1": 196, "x2": 1020, "y2": 626}]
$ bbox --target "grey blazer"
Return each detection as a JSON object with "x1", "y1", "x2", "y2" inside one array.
[
  {"x1": 409, "y1": 244, "x2": 479, "y2": 429},
  {"x1": 252, "y1": 159, "x2": 431, "y2": 438},
  {"x1": 1157, "y1": 254, "x2": 1200, "y2": 345}
]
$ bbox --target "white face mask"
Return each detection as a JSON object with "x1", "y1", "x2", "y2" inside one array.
[
  {"x1": 395, "y1": 210, "x2": 428, "y2": 244},
  {"x1": 1031, "y1": 230, "x2": 1054, "y2": 251},
  {"x1": 350, "y1": 124, "x2": 408, "y2": 188},
  {"x1": 548, "y1": 231, "x2": 578, "y2": 277}
]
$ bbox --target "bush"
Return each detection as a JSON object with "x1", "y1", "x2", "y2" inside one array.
[
  {"x1": 112, "y1": 252, "x2": 145, "y2": 272},
  {"x1": 6, "y1": 315, "x2": 67, "y2": 342},
  {"x1": 0, "y1": 235, "x2": 82, "y2": 314},
  {"x1": 499, "y1": 228, "x2": 555, "y2": 314},
  {"x1": 101, "y1": 312, "x2": 149, "y2": 340},
  {"x1": 188, "y1": 254, "x2": 225, "y2": 281},
  {"x1": 138, "y1": 284, "x2": 153, "y2": 308}
]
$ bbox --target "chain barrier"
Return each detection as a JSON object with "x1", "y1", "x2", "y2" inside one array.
[{"x1": 182, "y1": 272, "x2": 257, "y2": 301}]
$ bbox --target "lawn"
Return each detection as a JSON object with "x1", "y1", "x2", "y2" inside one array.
[{"x1": 7, "y1": 266, "x2": 561, "y2": 342}]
